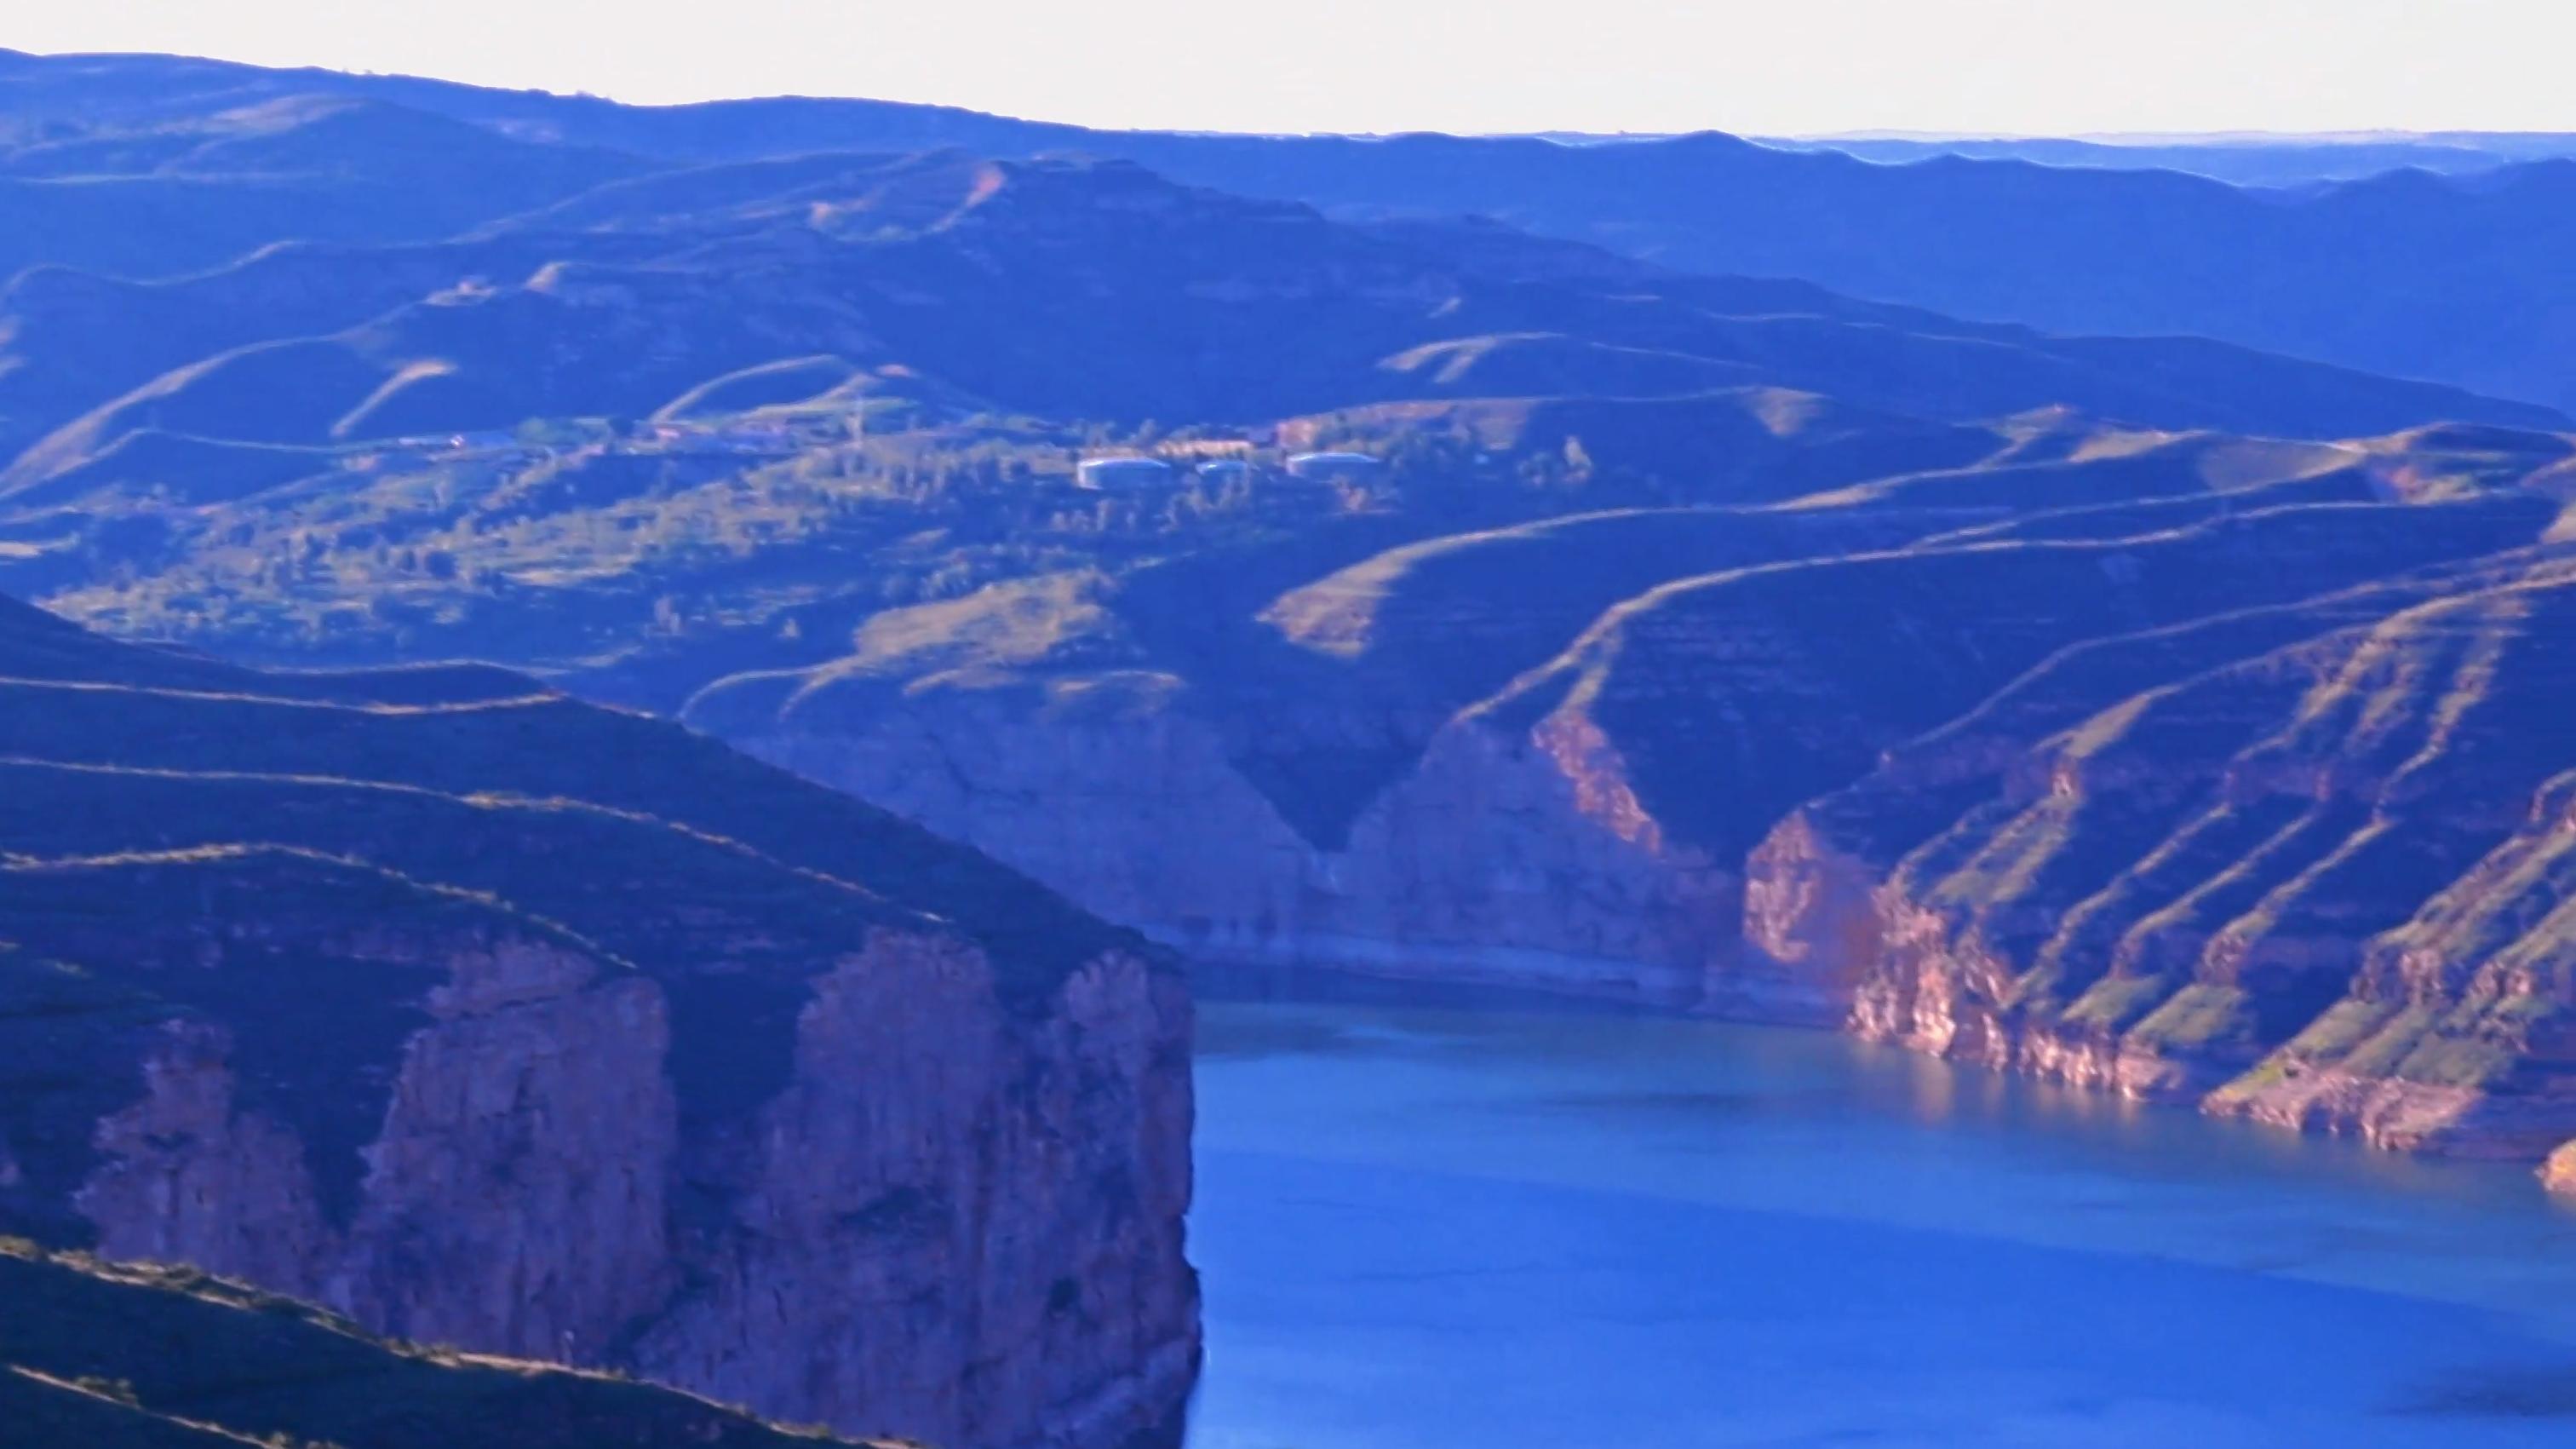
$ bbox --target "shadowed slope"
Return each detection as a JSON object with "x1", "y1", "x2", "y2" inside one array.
[{"x1": 0, "y1": 1238, "x2": 898, "y2": 1448}]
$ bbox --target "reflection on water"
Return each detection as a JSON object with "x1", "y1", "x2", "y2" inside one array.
[{"x1": 1185, "y1": 1002, "x2": 2576, "y2": 1449}]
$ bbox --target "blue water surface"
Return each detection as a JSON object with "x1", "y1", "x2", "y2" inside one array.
[{"x1": 1183, "y1": 1003, "x2": 2576, "y2": 1448}]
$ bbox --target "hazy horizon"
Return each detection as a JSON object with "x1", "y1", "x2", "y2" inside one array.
[{"x1": 15, "y1": 0, "x2": 2576, "y2": 137}]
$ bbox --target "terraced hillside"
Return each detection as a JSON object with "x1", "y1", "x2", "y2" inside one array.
[
  {"x1": 1761, "y1": 548, "x2": 2576, "y2": 1156},
  {"x1": 0, "y1": 595, "x2": 1197, "y2": 1449},
  {"x1": 1, "y1": 1238, "x2": 904, "y2": 1448}
]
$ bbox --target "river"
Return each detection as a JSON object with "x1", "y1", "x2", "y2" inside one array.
[{"x1": 1181, "y1": 1000, "x2": 2576, "y2": 1448}]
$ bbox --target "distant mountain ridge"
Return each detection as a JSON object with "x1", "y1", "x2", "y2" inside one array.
[
  {"x1": 9, "y1": 48, "x2": 2576, "y2": 412},
  {"x1": 1761, "y1": 131, "x2": 2576, "y2": 187},
  {"x1": 0, "y1": 143, "x2": 2556, "y2": 491}
]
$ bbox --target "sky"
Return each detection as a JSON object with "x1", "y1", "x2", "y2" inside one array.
[{"x1": 13, "y1": 0, "x2": 2576, "y2": 136}]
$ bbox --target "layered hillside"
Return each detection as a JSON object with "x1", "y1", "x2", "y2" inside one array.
[
  {"x1": 677, "y1": 423, "x2": 2576, "y2": 1167},
  {"x1": 0, "y1": 595, "x2": 1197, "y2": 1449},
  {"x1": 1745, "y1": 546, "x2": 2576, "y2": 1148},
  {"x1": 0, "y1": 1238, "x2": 906, "y2": 1448}
]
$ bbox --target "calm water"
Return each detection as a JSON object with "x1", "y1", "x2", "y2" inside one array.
[{"x1": 1182, "y1": 1002, "x2": 2576, "y2": 1448}]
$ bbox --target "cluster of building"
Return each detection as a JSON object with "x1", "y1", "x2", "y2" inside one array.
[{"x1": 1074, "y1": 451, "x2": 1381, "y2": 491}]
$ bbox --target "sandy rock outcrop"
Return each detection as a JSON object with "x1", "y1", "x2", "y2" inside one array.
[{"x1": 2546, "y1": 1141, "x2": 2576, "y2": 1197}]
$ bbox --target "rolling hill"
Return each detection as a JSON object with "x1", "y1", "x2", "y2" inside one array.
[{"x1": 10, "y1": 48, "x2": 2576, "y2": 411}]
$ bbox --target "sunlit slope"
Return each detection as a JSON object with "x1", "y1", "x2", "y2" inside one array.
[{"x1": 694, "y1": 424, "x2": 2503, "y2": 851}]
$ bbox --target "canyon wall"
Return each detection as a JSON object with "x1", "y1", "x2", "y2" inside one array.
[
  {"x1": 703, "y1": 490, "x2": 2576, "y2": 1170},
  {"x1": 0, "y1": 598, "x2": 1201, "y2": 1449}
]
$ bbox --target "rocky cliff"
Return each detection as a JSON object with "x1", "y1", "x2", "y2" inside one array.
[{"x1": 0, "y1": 595, "x2": 1197, "y2": 1449}]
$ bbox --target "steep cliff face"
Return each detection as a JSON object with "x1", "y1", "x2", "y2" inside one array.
[
  {"x1": 622, "y1": 940, "x2": 1196, "y2": 1449},
  {"x1": 70, "y1": 928, "x2": 677, "y2": 1356},
  {"x1": 0, "y1": 596, "x2": 1197, "y2": 1449},
  {"x1": 48, "y1": 918, "x2": 1195, "y2": 1449}
]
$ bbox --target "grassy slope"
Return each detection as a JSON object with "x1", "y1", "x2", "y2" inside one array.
[{"x1": 0, "y1": 1238, "x2": 893, "y2": 1448}]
